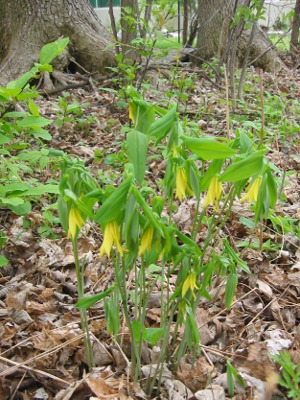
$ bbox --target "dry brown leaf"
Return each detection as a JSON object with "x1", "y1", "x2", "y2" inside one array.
[{"x1": 176, "y1": 355, "x2": 215, "y2": 392}]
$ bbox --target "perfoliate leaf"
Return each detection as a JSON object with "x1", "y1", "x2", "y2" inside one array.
[
  {"x1": 95, "y1": 177, "x2": 132, "y2": 224},
  {"x1": 219, "y1": 150, "x2": 265, "y2": 182},
  {"x1": 265, "y1": 168, "x2": 277, "y2": 207},
  {"x1": 127, "y1": 129, "x2": 148, "y2": 184},
  {"x1": 148, "y1": 106, "x2": 177, "y2": 142},
  {"x1": 182, "y1": 136, "x2": 236, "y2": 160},
  {"x1": 132, "y1": 186, "x2": 164, "y2": 237}
]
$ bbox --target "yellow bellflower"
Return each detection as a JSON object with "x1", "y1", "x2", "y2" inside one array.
[
  {"x1": 203, "y1": 175, "x2": 222, "y2": 211},
  {"x1": 240, "y1": 176, "x2": 262, "y2": 204},
  {"x1": 68, "y1": 207, "x2": 84, "y2": 239},
  {"x1": 182, "y1": 272, "x2": 199, "y2": 299},
  {"x1": 175, "y1": 167, "x2": 193, "y2": 202},
  {"x1": 138, "y1": 226, "x2": 154, "y2": 256},
  {"x1": 100, "y1": 221, "x2": 124, "y2": 258}
]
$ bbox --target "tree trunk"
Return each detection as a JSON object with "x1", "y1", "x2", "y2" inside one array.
[
  {"x1": 290, "y1": 0, "x2": 300, "y2": 55},
  {"x1": 183, "y1": 0, "x2": 189, "y2": 45},
  {"x1": 121, "y1": 0, "x2": 140, "y2": 62},
  {"x1": 194, "y1": 0, "x2": 284, "y2": 72},
  {"x1": 0, "y1": 0, "x2": 116, "y2": 86}
]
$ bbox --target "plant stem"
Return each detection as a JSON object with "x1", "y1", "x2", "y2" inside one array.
[
  {"x1": 259, "y1": 68, "x2": 265, "y2": 144},
  {"x1": 72, "y1": 239, "x2": 95, "y2": 369}
]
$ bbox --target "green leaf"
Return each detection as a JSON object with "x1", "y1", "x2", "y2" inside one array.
[
  {"x1": 225, "y1": 273, "x2": 238, "y2": 308},
  {"x1": 4, "y1": 200, "x2": 31, "y2": 215},
  {"x1": 127, "y1": 129, "x2": 148, "y2": 184},
  {"x1": 76, "y1": 286, "x2": 115, "y2": 309},
  {"x1": 185, "y1": 306, "x2": 200, "y2": 351},
  {"x1": 132, "y1": 186, "x2": 164, "y2": 237},
  {"x1": 39, "y1": 37, "x2": 70, "y2": 65},
  {"x1": 200, "y1": 159, "x2": 224, "y2": 191},
  {"x1": 24, "y1": 184, "x2": 59, "y2": 196},
  {"x1": 129, "y1": 98, "x2": 155, "y2": 134},
  {"x1": 132, "y1": 320, "x2": 143, "y2": 343},
  {"x1": 4, "y1": 111, "x2": 26, "y2": 118},
  {"x1": 188, "y1": 163, "x2": 200, "y2": 200},
  {"x1": 57, "y1": 197, "x2": 69, "y2": 233},
  {"x1": 0, "y1": 255, "x2": 9, "y2": 267},
  {"x1": 0, "y1": 134, "x2": 11, "y2": 145},
  {"x1": 182, "y1": 136, "x2": 236, "y2": 160},
  {"x1": 0, "y1": 87, "x2": 21, "y2": 98},
  {"x1": 226, "y1": 360, "x2": 235, "y2": 397},
  {"x1": 7, "y1": 66, "x2": 40, "y2": 89},
  {"x1": 0, "y1": 182, "x2": 29, "y2": 195},
  {"x1": 239, "y1": 130, "x2": 253, "y2": 153},
  {"x1": 104, "y1": 298, "x2": 120, "y2": 336},
  {"x1": 28, "y1": 100, "x2": 40, "y2": 116},
  {"x1": 94, "y1": 177, "x2": 132, "y2": 224},
  {"x1": 124, "y1": 193, "x2": 139, "y2": 251},
  {"x1": 29, "y1": 128, "x2": 52, "y2": 141},
  {"x1": 219, "y1": 151, "x2": 265, "y2": 182},
  {"x1": 143, "y1": 328, "x2": 165, "y2": 344},
  {"x1": 265, "y1": 168, "x2": 277, "y2": 207},
  {"x1": 18, "y1": 116, "x2": 52, "y2": 128},
  {"x1": 175, "y1": 229, "x2": 202, "y2": 256},
  {"x1": 223, "y1": 239, "x2": 251, "y2": 274},
  {"x1": 148, "y1": 106, "x2": 177, "y2": 141}
]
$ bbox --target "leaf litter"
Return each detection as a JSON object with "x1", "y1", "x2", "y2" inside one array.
[{"x1": 0, "y1": 64, "x2": 299, "y2": 400}]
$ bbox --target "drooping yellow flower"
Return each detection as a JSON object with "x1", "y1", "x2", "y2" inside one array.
[
  {"x1": 175, "y1": 167, "x2": 193, "y2": 202},
  {"x1": 203, "y1": 175, "x2": 222, "y2": 211},
  {"x1": 240, "y1": 176, "x2": 262, "y2": 204},
  {"x1": 182, "y1": 272, "x2": 199, "y2": 298},
  {"x1": 138, "y1": 226, "x2": 154, "y2": 256},
  {"x1": 100, "y1": 221, "x2": 124, "y2": 258},
  {"x1": 68, "y1": 207, "x2": 84, "y2": 239}
]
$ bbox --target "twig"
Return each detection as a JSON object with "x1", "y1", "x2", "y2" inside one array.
[
  {"x1": 223, "y1": 64, "x2": 231, "y2": 139},
  {"x1": 0, "y1": 334, "x2": 85, "y2": 377},
  {"x1": 259, "y1": 68, "x2": 265, "y2": 143},
  {"x1": 0, "y1": 355, "x2": 69, "y2": 386}
]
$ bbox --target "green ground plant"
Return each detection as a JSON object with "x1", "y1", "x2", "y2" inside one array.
[
  {"x1": 0, "y1": 38, "x2": 70, "y2": 218},
  {"x1": 63, "y1": 85, "x2": 279, "y2": 395},
  {"x1": 272, "y1": 351, "x2": 300, "y2": 399},
  {"x1": 0, "y1": 32, "x2": 289, "y2": 397}
]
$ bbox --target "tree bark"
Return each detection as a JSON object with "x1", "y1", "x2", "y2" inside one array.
[
  {"x1": 194, "y1": 0, "x2": 284, "y2": 72},
  {"x1": 121, "y1": 0, "x2": 140, "y2": 62},
  {"x1": 183, "y1": 0, "x2": 189, "y2": 45},
  {"x1": 0, "y1": 0, "x2": 116, "y2": 86},
  {"x1": 290, "y1": 0, "x2": 300, "y2": 55}
]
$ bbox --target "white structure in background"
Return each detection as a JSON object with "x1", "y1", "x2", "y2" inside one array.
[
  {"x1": 93, "y1": 1, "x2": 296, "y2": 30},
  {"x1": 261, "y1": 0, "x2": 295, "y2": 29},
  {"x1": 94, "y1": 7, "x2": 121, "y2": 27}
]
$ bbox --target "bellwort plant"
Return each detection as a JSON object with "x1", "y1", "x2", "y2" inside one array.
[
  {"x1": 72, "y1": 86, "x2": 277, "y2": 393},
  {"x1": 58, "y1": 158, "x2": 102, "y2": 369}
]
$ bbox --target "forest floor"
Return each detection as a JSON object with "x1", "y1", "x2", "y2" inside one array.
[{"x1": 0, "y1": 59, "x2": 300, "y2": 400}]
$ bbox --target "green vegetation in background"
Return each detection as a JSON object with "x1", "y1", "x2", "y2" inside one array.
[
  {"x1": 89, "y1": 0, "x2": 120, "y2": 7},
  {"x1": 155, "y1": 36, "x2": 182, "y2": 50}
]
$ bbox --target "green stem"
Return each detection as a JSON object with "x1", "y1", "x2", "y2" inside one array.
[
  {"x1": 72, "y1": 239, "x2": 95, "y2": 369},
  {"x1": 114, "y1": 255, "x2": 141, "y2": 381}
]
